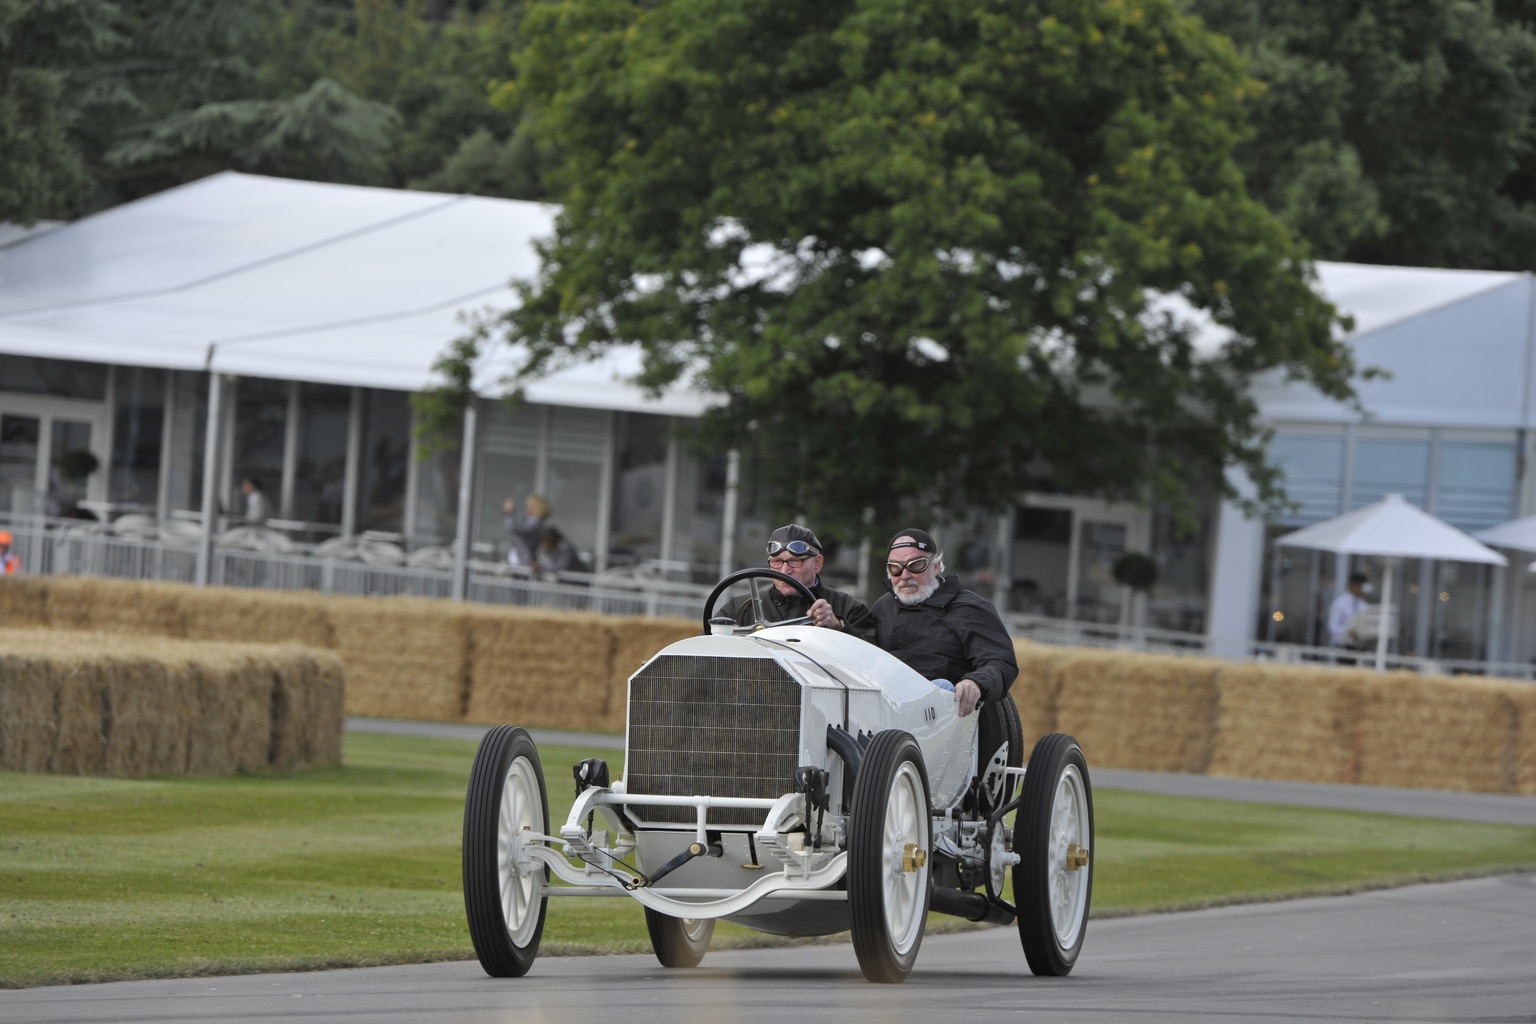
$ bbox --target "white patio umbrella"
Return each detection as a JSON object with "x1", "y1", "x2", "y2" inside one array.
[
  {"x1": 1276, "y1": 493, "x2": 1507, "y2": 670},
  {"x1": 1474, "y1": 514, "x2": 1536, "y2": 555}
]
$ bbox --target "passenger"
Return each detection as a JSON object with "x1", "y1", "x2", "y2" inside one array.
[
  {"x1": 503, "y1": 493, "x2": 551, "y2": 568},
  {"x1": 732, "y1": 524, "x2": 876, "y2": 642},
  {"x1": 872, "y1": 528, "x2": 1018, "y2": 717},
  {"x1": 534, "y1": 525, "x2": 587, "y2": 575}
]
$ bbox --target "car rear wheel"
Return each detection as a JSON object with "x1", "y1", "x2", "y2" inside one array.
[
  {"x1": 463, "y1": 725, "x2": 550, "y2": 977},
  {"x1": 1014, "y1": 732, "x2": 1093, "y2": 976},
  {"x1": 644, "y1": 909, "x2": 715, "y2": 967},
  {"x1": 847, "y1": 729, "x2": 931, "y2": 983}
]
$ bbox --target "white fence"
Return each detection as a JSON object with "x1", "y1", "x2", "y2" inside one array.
[
  {"x1": 0, "y1": 517, "x2": 713, "y2": 622},
  {"x1": 7, "y1": 515, "x2": 1532, "y2": 680}
]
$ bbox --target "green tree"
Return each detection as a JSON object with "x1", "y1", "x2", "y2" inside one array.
[
  {"x1": 93, "y1": 0, "x2": 401, "y2": 198},
  {"x1": 433, "y1": 0, "x2": 1359, "y2": 540},
  {"x1": 0, "y1": 0, "x2": 120, "y2": 222},
  {"x1": 1189, "y1": 0, "x2": 1536, "y2": 268}
]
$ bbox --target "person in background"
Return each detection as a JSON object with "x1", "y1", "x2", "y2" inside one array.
[
  {"x1": 730, "y1": 523, "x2": 876, "y2": 641},
  {"x1": 0, "y1": 530, "x2": 20, "y2": 574},
  {"x1": 534, "y1": 525, "x2": 586, "y2": 575},
  {"x1": 240, "y1": 476, "x2": 270, "y2": 526},
  {"x1": 504, "y1": 493, "x2": 551, "y2": 567},
  {"x1": 1328, "y1": 572, "x2": 1370, "y2": 648},
  {"x1": 872, "y1": 528, "x2": 1017, "y2": 717}
]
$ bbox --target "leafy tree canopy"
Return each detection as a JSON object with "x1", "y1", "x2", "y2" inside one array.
[
  {"x1": 441, "y1": 0, "x2": 1359, "y2": 539},
  {"x1": 1188, "y1": 0, "x2": 1536, "y2": 268},
  {"x1": 0, "y1": 0, "x2": 120, "y2": 222}
]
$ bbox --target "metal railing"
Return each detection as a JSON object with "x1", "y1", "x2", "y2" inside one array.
[
  {"x1": 7, "y1": 514, "x2": 1532, "y2": 679},
  {"x1": 0, "y1": 516, "x2": 714, "y2": 620}
]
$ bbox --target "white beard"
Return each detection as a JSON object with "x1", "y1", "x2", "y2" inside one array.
[{"x1": 894, "y1": 575, "x2": 941, "y2": 606}]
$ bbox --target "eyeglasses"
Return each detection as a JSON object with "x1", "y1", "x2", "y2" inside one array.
[
  {"x1": 768, "y1": 555, "x2": 811, "y2": 570},
  {"x1": 766, "y1": 539, "x2": 818, "y2": 557},
  {"x1": 886, "y1": 556, "x2": 932, "y2": 577}
]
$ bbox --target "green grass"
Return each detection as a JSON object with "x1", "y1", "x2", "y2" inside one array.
[{"x1": 3, "y1": 731, "x2": 1534, "y2": 988}]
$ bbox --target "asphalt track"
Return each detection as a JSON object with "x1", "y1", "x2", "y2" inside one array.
[
  {"x1": 4, "y1": 875, "x2": 1533, "y2": 1024},
  {"x1": 5, "y1": 718, "x2": 1534, "y2": 1023}
]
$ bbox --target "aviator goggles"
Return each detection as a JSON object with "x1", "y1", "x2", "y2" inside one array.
[
  {"x1": 766, "y1": 539, "x2": 818, "y2": 557},
  {"x1": 886, "y1": 556, "x2": 932, "y2": 577}
]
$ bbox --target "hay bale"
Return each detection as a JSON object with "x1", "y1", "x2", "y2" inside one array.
[
  {"x1": 1516, "y1": 683, "x2": 1536, "y2": 796},
  {"x1": 1351, "y1": 671, "x2": 1523, "y2": 794},
  {"x1": 179, "y1": 585, "x2": 335, "y2": 648},
  {"x1": 0, "y1": 575, "x2": 50, "y2": 626},
  {"x1": 0, "y1": 628, "x2": 343, "y2": 776},
  {"x1": 606, "y1": 617, "x2": 699, "y2": 734},
  {"x1": 264, "y1": 647, "x2": 347, "y2": 771},
  {"x1": 1210, "y1": 662, "x2": 1365, "y2": 784},
  {"x1": 44, "y1": 576, "x2": 188, "y2": 638},
  {"x1": 465, "y1": 606, "x2": 619, "y2": 729},
  {"x1": 325, "y1": 595, "x2": 470, "y2": 720},
  {"x1": 1011, "y1": 640, "x2": 1068, "y2": 744},
  {"x1": 1050, "y1": 649, "x2": 1221, "y2": 773}
]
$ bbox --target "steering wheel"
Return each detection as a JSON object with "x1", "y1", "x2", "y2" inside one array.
[{"x1": 701, "y1": 568, "x2": 819, "y2": 635}]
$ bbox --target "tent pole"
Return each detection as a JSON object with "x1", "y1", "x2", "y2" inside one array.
[
  {"x1": 196, "y1": 371, "x2": 224, "y2": 587},
  {"x1": 450, "y1": 401, "x2": 478, "y2": 601},
  {"x1": 1376, "y1": 558, "x2": 1396, "y2": 671}
]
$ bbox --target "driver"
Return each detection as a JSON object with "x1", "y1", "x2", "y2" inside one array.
[
  {"x1": 872, "y1": 528, "x2": 1017, "y2": 717},
  {"x1": 731, "y1": 524, "x2": 876, "y2": 642}
]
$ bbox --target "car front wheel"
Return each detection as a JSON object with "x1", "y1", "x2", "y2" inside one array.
[
  {"x1": 462, "y1": 725, "x2": 550, "y2": 977},
  {"x1": 1014, "y1": 732, "x2": 1093, "y2": 976},
  {"x1": 847, "y1": 729, "x2": 931, "y2": 983}
]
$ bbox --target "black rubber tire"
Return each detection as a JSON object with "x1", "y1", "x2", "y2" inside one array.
[
  {"x1": 977, "y1": 692, "x2": 1025, "y2": 815},
  {"x1": 1014, "y1": 732, "x2": 1093, "y2": 977},
  {"x1": 462, "y1": 725, "x2": 550, "y2": 977},
  {"x1": 643, "y1": 909, "x2": 715, "y2": 968},
  {"x1": 847, "y1": 730, "x2": 932, "y2": 984}
]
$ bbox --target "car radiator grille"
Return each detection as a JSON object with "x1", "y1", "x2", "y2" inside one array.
[{"x1": 625, "y1": 654, "x2": 802, "y2": 826}]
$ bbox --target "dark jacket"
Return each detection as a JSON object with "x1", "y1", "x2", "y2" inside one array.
[
  {"x1": 731, "y1": 577, "x2": 877, "y2": 644},
  {"x1": 872, "y1": 575, "x2": 1018, "y2": 703}
]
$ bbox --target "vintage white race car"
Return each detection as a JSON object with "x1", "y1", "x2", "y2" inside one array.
[{"x1": 462, "y1": 568, "x2": 1094, "y2": 983}]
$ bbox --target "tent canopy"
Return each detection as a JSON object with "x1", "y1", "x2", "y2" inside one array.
[{"x1": 0, "y1": 172, "x2": 710, "y2": 415}]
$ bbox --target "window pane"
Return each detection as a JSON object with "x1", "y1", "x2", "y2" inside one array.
[
  {"x1": 0, "y1": 354, "x2": 107, "y2": 399},
  {"x1": 611, "y1": 413, "x2": 669, "y2": 565},
  {"x1": 0, "y1": 414, "x2": 41, "y2": 515},
  {"x1": 1436, "y1": 442, "x2": 1516, "y2": 531},
  {"x1": 1270, "y1": 434, "x2": 1344, "y2": 525},
  {"x1": 545, "y1": 406, "x2": 606, "y2": 564},
  {"x1": 1352, "y1": 439, "x2": 1428, "y2": 509},
  {"x1": 109, "y1": 367, "x2": 164, "y2": 512},
  {"x1": 166, "y1": 371, "x2": 207, "y2": 513},
  {"x1": 476, "y1": 401, "x2": 540, "y2": 560},
  {"x1": 232, "y1": 378, "x2": 287, "y2": 513},
  {"x1": 293, "y1": 383, "x2": 351, "y2": 526},
  {"x1": 358, "y1": 390, "x2": 410, "y2": 535}
]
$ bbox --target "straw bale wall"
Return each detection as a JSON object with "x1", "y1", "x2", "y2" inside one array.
[
  {"x1": 1016, "y1": 645, "x2": 1536, "y2": 796},
  {"x1": 5, "y1": 577, "x2": 1536, "y2": 793},
  {"x1": 465, "y1": 607, "x2": 622, "y2": 730},
  {"x1": 0, "y1": 628, "x2": 343, "y2": 776},
  {"x1": 0, "y1": 575, "x2": 50, "y2": 626},
  {"x1": 324, "y1": 596, "x2": 473, "y2": 721},
  {"x1": 1208, "y1": 662, "x2": 1363, "y2": 783}
]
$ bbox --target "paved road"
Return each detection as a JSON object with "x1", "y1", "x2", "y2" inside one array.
[
  {"x1": 352, "y1": 717, "x2": 1536, "y2": 826},
  {"x1": 5, "y1": 874, "x2": 1533, "y2": 1024}
]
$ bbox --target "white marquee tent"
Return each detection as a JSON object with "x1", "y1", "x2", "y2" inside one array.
[{"x1": 0, "y1": 172, "x2": 710, "y2": 415}]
